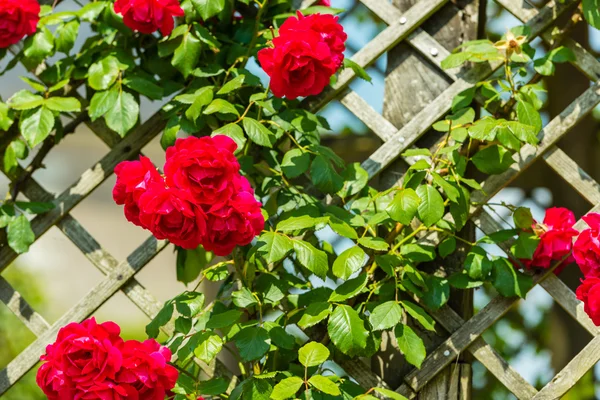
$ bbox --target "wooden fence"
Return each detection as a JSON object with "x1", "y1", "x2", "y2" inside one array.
[{"x1": 1, "y1": 0, "x2": 600, "y2": 398}]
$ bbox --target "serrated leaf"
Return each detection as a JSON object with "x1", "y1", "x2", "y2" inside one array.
[
  {"x1": 123, "y1": 76, "x2": 164, "y2": 100},
  {"x1": 185, "y1": 87, "x2": 214, "y2": 121},
  {"x1": 583, "y1": 0, "x2": 600, "y2": 30},
  {"x1": 395, "y1": 324, "x2": 426, "y2": 368},
  {"x1": 277, "y1": 215, "x2": 318, "y2": 232},
  {"x1": 329, "y1": 273, "x2": 368, "y2": 302},
  {"x1": 4, "y1": 139, "x2": 26, "y2": 173},
  {"x1": 438, "y1": 237, "x2": 456, "y2": 258},
  {"x1": 308, "y1": 375, "x2": 340, "y2": 396},
  {"x1": 218, "y1": 75, "x2": 245, "y2": 94},
  {"x1": 516, "y1": 100, "x2": 542, "y2": 133},
  {"x1": 373, "y1": 387, "x2": 409, "y2": 400},
  {"x1": 387, "y1": 188, "x2": 421, "y2": 225},
  {"x1": 328, "y1": 305, "x2": 368, "y2": 356},
  {"x1": 282, "y1": 148, "x2": 310, "y2": 178},
  {"x1": 206, "y1": 310, "x2": 243, "y2": 329},
  {"x1": 472, "y1": 145, "x2": 514, "y2": 175},
  {"x1": 293, "y1": 240, "x2": 328, "y2": 279},
  {"x1": 88, "y1": 56, "x2": 120, "y2": 91},
  {"x1": 55, "y1": 20, "x2": 79, "y2": 53},
  {"x1": 257, "y1": 232, "x2": 293, "y2": 264},
  {"x1": 511, "y1": 231, "x2": 540, "y2": 260},
  {"x1": 146, "y1": 301, "x2": 174, "y2": 338},
  {"x1": 45, "y1": 97, "x2": 81, "y2": 112},
  {"x1": 173, "y1": 31, "x2": 202, "y2": 78},
  {"x1": 234, "y1": 327, "x2": 270, "y2": 361},
  {"x1": 191, "y1": 0, "x2": 225, "y2": 20},
  {"x1": 232, "y1": 287, "x2": 257, "y2": 308},
  {"x1": 15, "y1": 201, "x2": 55, "y2": 214},
  {"x1": 332, "y1": 246, "x2": 366, "y2": 280},
  {"x1": 271, "y1": 377, "x2": 303, "y2": 400},
  {"x1": 194, "y1": 332, "x2": 223, "y2": 363},
  {"x1": 205, "y1": 98, "x2": 239, "y2": 116},
  {"x1": 8, "y1": 90, "x2": 45, "y2": 110},
  {"x1": 242, "y1": 117, "x2": 273, "y2": 147},
  {"x1": 105, "y1": 91, "x2": 139, "y2": 137},
  {"x1": 175, "y1": 292, "x2": 205, "y2": 316},
  {"x1": 20, "y1": 106, "x2": 55, "y2": 147},
  {"x1": 369, "y1": 301, "x2": 402, "y2": 331},
  {"x1": 416, "y1": 185, "x2": 444, "y2": 227},
  {"x1": 329, "y1": 216, "x2": 358, "y2": 239},
  {"x1": 298, "y1": 302, "x2": 332, "y2": 328},
  {"x1": 7, "y1": 215, "x2": 35, "y2": 254},
  {"x1": 213, "y1": 123, "x2": 246, "y2": 152},
  {"x1": 338, "y1": 162, "x2": 368, "y2": 198},
  {"x1": 400, "y1": 301, "x2": 435, "y2": 331},
  {"x1": 343, "y1": 58, "x2": 371, "y2": 82},
  {"x1": 492, "y1": 257, "x2": 532, "y2": 298},
  {"x1": 357, "y1": 237, "x2": 389, "y2": 251},
  {"x1": 299, "y1": 341, "x2": 330, "y2": 367},
  {"x1": 311, "y1": 155, "x2": 343, "y2": 194},
  {"x1": 89, "y1": 87, "x2": 119, "y2": 121}
]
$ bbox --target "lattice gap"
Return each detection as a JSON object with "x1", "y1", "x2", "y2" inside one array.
[{"x1": 1, "y1": 0, "x2": 600, "y2": 398}]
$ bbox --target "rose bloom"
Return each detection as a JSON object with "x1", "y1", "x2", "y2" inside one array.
[
  {"x1": 117, "y1": 339, "x2": 178, "y2": 399},
  {"x1": 138, "y1": 184, "x2": 207, "y2": 249},
  {"x1": 317, "y1": 0, "x2": 331, "y2": 5},
  {"x1": 279, "y1": 12, "x2": 347, "y2": 69},
  {"x1": 113, "y1": 156, "x2": 163, "y2": 227},
  {"x1": 258, "y1": 21, "x2": 338, "y2": 99},
  {"x1": 0, "y1": 0, "x2": 39, "y2": 48},
  {"x1": 164, "y1": 135, "x2": 240, "y2": 208},
  {"x1": 577, "y1": 277, "x2": 600, "y2": 326},
  {"x1": 202, "y1": 176, "x2": 264, "y2": 256},
  {"x1": 36, "y1": 318, "x2": 124, "y2": 399},
  {"x1": 520, "y1": 207, "x2": 578, "y2": 273},
  {"x1": 574, "y1": 213, "x2": 600, "y2": 278},
  {"x1": 114, "y1": 0, "x2": 184, "y2": 36}
]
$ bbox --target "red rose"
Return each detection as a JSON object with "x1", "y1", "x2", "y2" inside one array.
[
  {"x1": 520, "y1": 207, "x2": 578, "y2": 273},
  {"x1": 138, "y1": 184, "x2": 207, "y2": 249},
  {"x1": 113, "y1": 156, "x2": 163, "y2": 227},
  {"x1": 0, "y1": 0, "x2": 39, "y2": 48},
  {"x1": 258, "y1": 23, "x2": 338, "y2": 99},
  {"x1": 577, "y1": 277, "x2": 600, "y2": 326},
  {"x1": 202, "y1": 176, "x2": 264, "y2": 256},
  {"x1": 280, "y1": 12, "x2": 347, "y2": 69},
  {"x1": 317, "y1": 0, "x2": 331, "y2": 5},
  {"x1": 574, "y1": 213, "x2": 600, "y2": 277},
  {"x1": 164, "y1": 135, "x2": 240, "y2": 208},
  {"x1": 36, "y1": 318, "x2": 124, "y2": 399},
  {"x1": 114, "y1": 0, "x2": 184, "y2": 36},
  {"x1": 117, "y1": 339, "x2": 178, "y2": 399}
]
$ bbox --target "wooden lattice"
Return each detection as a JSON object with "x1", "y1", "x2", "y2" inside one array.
[{"x1": 1, "y1": 0, "x2": 600, "y2": 398}]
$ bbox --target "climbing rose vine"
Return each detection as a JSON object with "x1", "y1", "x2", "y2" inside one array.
[{"x1": 0, "y1": 0, "x2": 594, "y2": 397}]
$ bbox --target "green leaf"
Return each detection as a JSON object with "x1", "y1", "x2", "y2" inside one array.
[
  {"x1": 431, "y1": 173, "x2": 460, "y2": 203},
  {"x1": 395, "y1": 324, "x2": 426, "y2": 368},
  {"x1": 242, "y1": 117, "x2": 273, "y2": 147},
  {"x1": 438, "y1": 237, "x2": 456, "y2": 258},
  {"x1": 24, "y1": 27, "x2": 54, "y2": 61},
  {"x1": 257, "y1": 232, "x2": 293, "y2": 264},
  {"x1": 105, "y1": 91, "x2": 139, "y2": 137},
  {"x1": 421, "y1": 275, "x2": 449, "y2": 310},
  {"x1": 8, "y1": 90, "x2": 45, "y2": 110},
  {"x1": 451, "y1": 87, "x2": 476, "y2": 112},
  {"x1": 271, "y1": 377, "x2": 303, "y2": 400},
  {"x1": 55, "y1": 20, "x2": 79, "y2": 53},
  {"x1": 328, "y1": 305, "x2": 368, "y2": 356},
  {"x1": 373, "y1": 388, "x2": 409, "y2": 400},
  {"x1": 194, "y1": 332, "x2": 223, "y2": 363},
  {"x1": 269, "y1": 326, "x2": 295, "y2": 349},
  {"x1": 88, "y1": 56, "x2": 120, "y2": 91},
  {"x1": 343, "y1": 58, "x2": 372, "y2": 83},
  {"x1": 387, "y1": 188, "x2": 421, "y2": 225},
  {"x1": 311, "y1": 155, "x2": 343, "y2": 194},
  {"x1": 234, "y1": 327, "x2": 270, "y2": 361},
  {"x1": 15, "y1": 201, "x2": 55, "y2": 214},
  {"x1": 308, "y1": 375, "x2": 340, "y2": 396},
  {"x1": 206, "y1": 310, "x2": 242, "y2": 329},
  {"x1": 299, "y1": 341, "x2": 330, "y2": 367},
  {"x1": 357, "y1": 237, "x2": 389, "y2": 251},
  {"x1": 4, "y1": 139, "x2": 27, "y2": 173},
  {"x1": 338, "y1": 162, "x2": 369, "y2": 198},
  {"x1": 45, "y1": 97, "x2": 81, "y2": 112},
  {"x1": 203, "y1": 262, "x2": 230, "y2": 281},
  {"x1": 282, "y1": 148, "x2": 311, "y2": 178},
  {"x1": 7, "y1": 215, "x2": 35, "y2": 254},
  {"x1": 198, "y1": 378, "x2": 229, "y2": 396},
  {"x1": 0, "y1": 101, "x2": 14, "y2": 131},
  {"x1": 492, "y1": 257, "x2": 533, "y2": 298},
  {"x1": 298, "y1": 302, "x2": 332, "y2": 329},
  {"x1": 21, "y1": 77, "x2": 46, "y2": 92},
  {"x1": 516, "y1": 100, "x2": 542, "y2": 133},
  {"x1": 329, "y1": 273, "x2": 368, "y2": 302},
  {"x1": 583, "y1": 0, "x2": 600, "y2": 30},
  {"x1": 441, "y1": 52, "x2": 470, "y2": 69},
  {"x1": 513, "y1": 207, "x2": 534, "y2": 229},
  {"x1": 79, "y1": 2, "x2": 107, "y2": 20},
  {"x1": 173, "y1": 32, "x2": 202, "y2": 78},
  {"x1": 472, "y1": 145, "x2": 514, "y2": 175},
  {"x1": 204, "y1": 98, "x2": 239, "y2": 117},
  {"x1": 277, "y1": 215, "x2": 318, "y2": 232},
  {"x1": 123, "y1": 76, "x2": 164, "y2": 100},
  {"x1": 401, "y1": 243, "x2": 436, "y2": 262},
  {"x1": 464, "y1": 246, "x2": 492, "y2": 280},
  {"x1": 191, "y1": 0, "x2": 225, "y2": 20},
  {"x1": 400, "y1": 301, "x2": 435, "y2": 331},
  {"x1": 89, "y1": 87, "x2": 119, "y2": 121},
  {"x1": 213, "y1": 123, "x2": 246, "y2": 152},
  {"x1": 293, "y1": 240, "x2": 328, "y2": 279},
  {"x1": 20, "y1": 106, "x2": 55, "y2": 147},
  {"x1": 185, "y1": 87, "x2": 214, "y2": 121},
  {"x1": 175, "y1": 292, "x2": 205, "y2": 316},
  {"x1": 511, "y1": 231, "x2": 540, "y2": 260},
  {"x1": 416, "y1": 185, "x2": 444, "y2": 227},
  {"x1": 146, "y1": 301, "x2": 174, "y2": 338},
  {"x1": 369, "y1": 301, "x2": 403, "y2": 331},
  {"x1": 218, "y1": 75, "x2": 245, "y2": 95},
  {"x1": 329, "y1": 216, "x2": 358, "y2": 239},
  {"x1": 332, "y1": 246, "x2": 366, "y2": 280},
  {"x1": 232, "y1": 287, "x2": 257, "y2": 308}
]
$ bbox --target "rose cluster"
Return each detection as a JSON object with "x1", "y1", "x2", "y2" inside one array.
[
  {"x1": 113, "y1": 135, "x2": 264, "y2": 256},
  {"x1": 114, "y1": 0, "x2": 184, "y2": 36},
  {"x1": 258, "y1": 12, "x2": 347, "y2": 99},
  {"x1": 0, "y1": 0, "x2": 40, "y2": 48},
  {"x1": 36, "y1": 318, "x2": 178, "y2": 399}
]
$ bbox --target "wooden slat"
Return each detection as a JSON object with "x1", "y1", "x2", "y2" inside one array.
[{"x1": 0, "y1": 277, "x2": 50, "y2": 337}]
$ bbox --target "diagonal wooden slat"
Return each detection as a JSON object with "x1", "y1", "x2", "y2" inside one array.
[{"x1": 0, "y1": 277, "x2": 50, "y2": 337}]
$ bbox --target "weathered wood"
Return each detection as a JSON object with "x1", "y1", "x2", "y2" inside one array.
[{"x1": 0, "y1": 277, "x2": 50, "y2": 337}]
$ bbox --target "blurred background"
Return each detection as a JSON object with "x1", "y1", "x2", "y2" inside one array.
[{"x1": 1, "y1": 0, "x2": 600, "y2": 398}]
